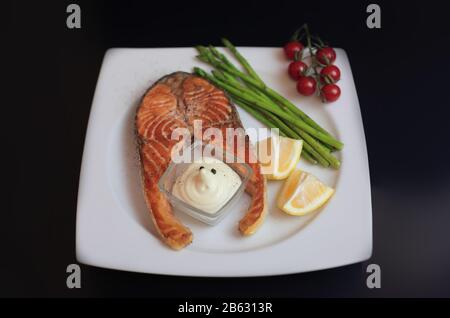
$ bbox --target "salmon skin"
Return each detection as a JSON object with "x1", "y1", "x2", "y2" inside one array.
[{"x1": 135, "y1": 72, "x2": 267, "y2": 250}]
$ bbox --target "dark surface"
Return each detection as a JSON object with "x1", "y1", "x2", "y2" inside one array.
[{"x1": 2, "y1": 0, "x2": 450, "y2": 297}]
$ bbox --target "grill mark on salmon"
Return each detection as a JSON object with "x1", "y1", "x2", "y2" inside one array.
[
  {"x1": 136, "y1": 72, "x2": 267, "y2": 250},
  {"x1": 183, "y1": 76, "x2": 233, "y2": 127}
]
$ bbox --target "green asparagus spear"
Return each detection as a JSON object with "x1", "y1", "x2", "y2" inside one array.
[
  {"x1": 232, "y1": 97, "x2": 319, "y2": 165},
  {"x1": 207, "y1": 69, "x2": 336, "y2": 167},
  {"x1": 195, "y1": 67, "x2": 342, "y2": 151},
  {"x1": 208, "y1": 45, "x2": 241, "y2": 72},
  {"x1": 222, "y1": 38, "x2": 265, "y2": 84},
  {"x1": 197, "y1": 50, "x2": 341, "y2": 147},
  {"x1": 231, "y1": 95, "x2": 329, "y2": 167}
]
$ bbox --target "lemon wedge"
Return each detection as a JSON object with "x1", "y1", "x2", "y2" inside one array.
[
  {"x1": 257, "y1": 135, "x2": 303, "y2": 180},
  {"x1": 277, "y1": 168, "x2": 334, "y2": 215}
]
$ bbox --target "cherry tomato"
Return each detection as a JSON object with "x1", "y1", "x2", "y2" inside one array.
[
  {"x1": 284, "y1": 41, "x2": 304, "y2": 60},
  {"x1": 316, "y1": 47, "x2": 336, "y2": 65},
  {"x1": 321, "y1": 84, "x2": 341, "y2": 102},
  {"x1": 288, "y1": 61, "x2": 308, "y2": 80},
  {"x1": 296, "y1": 76, "x2": 317, "y2": 96},
  {"x1": 320, "y1": 65, "x2": 341, "y2": 83}
]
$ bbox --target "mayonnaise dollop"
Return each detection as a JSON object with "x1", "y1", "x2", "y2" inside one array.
[{"x1": 172, "y1": 157, "x2": 242, "y2": 214}]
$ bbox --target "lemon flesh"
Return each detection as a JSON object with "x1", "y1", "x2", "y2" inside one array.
[
  {"x1": 256, "y1": 135, "x2": 302, "y2": 180},
  {"x1": 277, "y1": 168, "x2": 334, "y2": 215}
]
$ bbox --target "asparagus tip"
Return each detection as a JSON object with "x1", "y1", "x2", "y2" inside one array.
[
  {"x1": 193, "y1": 67, "x2": 205, "y2": 76},
  {"x1": 221, "y1": 38, "x2": 232, "y2": 46},
  {"x1": 195, "y1": 45, "x2": 207, "y2": 53}
]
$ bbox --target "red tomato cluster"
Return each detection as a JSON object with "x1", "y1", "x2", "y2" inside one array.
[{"x1": 284, "y1": 28, "x2": 342, "y2": 103}]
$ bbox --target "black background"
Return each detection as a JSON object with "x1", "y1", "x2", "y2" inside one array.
[{"x1": 2, "y1": 0, "x2": 450, "y2": 297}]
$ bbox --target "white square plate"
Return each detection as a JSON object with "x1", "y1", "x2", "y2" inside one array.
[{"x1": 76, "y1": 47, "x2": 372, "y2": 277}]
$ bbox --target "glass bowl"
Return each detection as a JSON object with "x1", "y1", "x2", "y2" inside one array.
[{"x1": 158, "y1": 141, "x2": 252, "y2": 225}]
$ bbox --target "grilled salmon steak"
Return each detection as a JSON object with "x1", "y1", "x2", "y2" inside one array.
[{"x1": 135, "y1": 72, "x2": 267, "y2": 250}]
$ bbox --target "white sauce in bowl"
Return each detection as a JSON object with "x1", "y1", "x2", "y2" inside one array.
[{"x1": 172, "y1": 157, "x2": 242, "y2": 214}]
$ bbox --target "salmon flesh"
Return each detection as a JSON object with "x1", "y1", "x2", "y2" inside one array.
[{"x1": 135, "y1": 72, "x2": 267, "y2": 250}]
